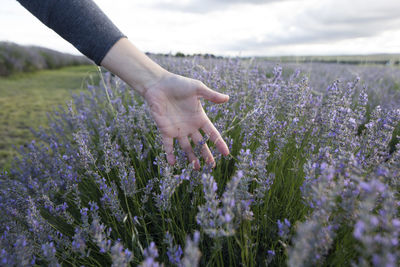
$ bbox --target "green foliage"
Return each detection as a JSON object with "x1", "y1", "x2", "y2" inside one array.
[{"x1": 175, "y1": 52, "x2": 186, "y2": 57}]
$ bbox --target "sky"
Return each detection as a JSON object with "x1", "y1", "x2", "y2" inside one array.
[{"x1": 1, "y1": 0, "x2": 400, "y2": 57}]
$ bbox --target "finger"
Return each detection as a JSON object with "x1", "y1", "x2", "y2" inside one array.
[
  {"x1": 178, "y1": 136, "x2": 200, "y2": 170},
  {"x1": 162, "y1": 135, "x2": 176, "y2": 165},
  {"x1": 197, "y1": 83, "x2": 229, "y2": 104},
  {"x1": 191, "y1": 131, "x2": 215, "y2": 167},
  {"x1": 202, "y1": 121, "x2": 230, "y2": 156}
]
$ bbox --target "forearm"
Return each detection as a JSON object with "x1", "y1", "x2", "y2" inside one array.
[{"x1": 100, "y1": 38, "x2": 169, "y2": 96}]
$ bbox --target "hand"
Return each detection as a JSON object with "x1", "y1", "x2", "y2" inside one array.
[
  {"x1": 99, "y1": 38, "x2": 229, "y2": 168},
  {"x1": 143, "y1": 72, "x2": 230, "y2": 169}
]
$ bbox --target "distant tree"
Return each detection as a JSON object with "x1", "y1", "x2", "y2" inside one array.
[{"x1": 175, "y1": 52, "x2": 185, "y2": 57}]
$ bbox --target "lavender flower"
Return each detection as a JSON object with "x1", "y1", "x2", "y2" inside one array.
[
  {"x1": 197, "y1": 171, "x2": 250, "y2": 238},
  {"x1": 277, "y1": 219, "x2": 291, "y2": 240},
  {"x1": 196, "y1": 173, "x2": 221, "y2": 238},
  {"x1": 71, "y1": 227, "x2": 87, "y2": 257},
  {"x1": 139, "y1": 242, "x2": 161, "y2": 267},
  {"x1": 119, "y1": 165, "x2": 137, "y2": 198},
  {"x1": 266, "y1": 250, "x2": 275, "y2": 265},
  {"x1": 181, "y1": 231, "x2": 201, "y2": 267},
  {"x1": 41, "y1": 242, "x2": 60, "y2": 267},
  {"x1": 353, "y1": 179, "x2": 400, "y2": 266},
  {"x1": 154, "y1": 165, "x2": 184, "y2": 212},
  {"x1": 164, "y1": 232, "x2": 183, "y2": 265},
  {"x1": 111, "y1": 241, "x2": 133, "y2": 267},
  {"x1": 90, "y1": 216, "x2": 112, "y2": 253},
  {"x1": 94, "y1": 173, "x2": 126, "y2": 222}
]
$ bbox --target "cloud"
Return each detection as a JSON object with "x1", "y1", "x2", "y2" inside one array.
[
  {"x1": 3, "y1": 0, "x2": 400, "y2": 56},
  {"x1": 150, "y1": 0, "x2": 287, "y2": 13},
  {"x1": 223, "y1": 0, "x2": 400, "y2": 52},
  {"x1": 307, "y1": 0, "x2": 400, "y2": 25}
]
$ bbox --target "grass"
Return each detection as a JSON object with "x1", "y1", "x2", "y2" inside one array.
[{"x1": 0, "y1": 65, "x2": 99, "y2": 170}]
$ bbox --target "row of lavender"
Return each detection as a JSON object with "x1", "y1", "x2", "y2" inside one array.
[
  {"x1": 0, "y1": 42, "x2": 91, "y2": 76},
  {"x1": 0, "y1": 56, "x2": 399, "y2": 266}
]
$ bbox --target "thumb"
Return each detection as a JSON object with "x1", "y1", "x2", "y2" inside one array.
[{"x1": 198, "y1": 84, "x2": 229, "y2": 104}]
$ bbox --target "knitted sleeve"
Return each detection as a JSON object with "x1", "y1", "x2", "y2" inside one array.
[{"x1": 17, "y1": 0, "x2": 126, "y2": 65}]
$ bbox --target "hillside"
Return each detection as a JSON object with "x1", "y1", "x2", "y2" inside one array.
[{"x1": 0, "y1": 41, "x2": 92, "y2": 76}]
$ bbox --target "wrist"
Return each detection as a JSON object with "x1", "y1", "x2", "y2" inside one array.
[
  {"x1": 134, "y1": 67, "x2": 170, "y2": 98},
  {"x1": 100, "y1": 38, "x2": 168, "y2": 97}
]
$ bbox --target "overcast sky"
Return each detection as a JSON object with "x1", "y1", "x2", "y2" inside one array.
[{"x1": 1, "y1": 0, "x2": 400, "y2": 57}]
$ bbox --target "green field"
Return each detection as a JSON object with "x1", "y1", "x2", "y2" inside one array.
[{"x1": 0, "y1": 65, "x2": 98, "y2": 169}]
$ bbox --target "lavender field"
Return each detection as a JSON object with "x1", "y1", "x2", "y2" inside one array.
[{"x1": 1, "y1": 56, "x2": 399, "y2": 266}]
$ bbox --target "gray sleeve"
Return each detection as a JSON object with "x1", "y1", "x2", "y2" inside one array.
[{"x1": 17, "y1": 0, "x2": 126, "y2": 65}]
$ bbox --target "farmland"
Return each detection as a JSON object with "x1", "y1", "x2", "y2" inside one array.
[{"x1": 0, "y1": 55, "x2": 399, "y2": 266}]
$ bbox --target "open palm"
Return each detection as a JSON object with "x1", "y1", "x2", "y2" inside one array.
[{"x1": 143, "y1": 73, "x2": 230, "y2": 169}]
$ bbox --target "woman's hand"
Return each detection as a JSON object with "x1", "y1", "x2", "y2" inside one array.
[
  {"x1": 100, "y1": 38, "x2": 229, "y2": 169},
  {"x1": 143, "y1": 72, "x2": 230, "y2": 169}
]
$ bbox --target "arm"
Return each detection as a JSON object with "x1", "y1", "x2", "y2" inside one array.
[
  {"x1": 17, "y1": 0, "x2": 230, "y2": 168},
  {"x1": 17, "y1": 0, "x2": 125, "y2": 65}
]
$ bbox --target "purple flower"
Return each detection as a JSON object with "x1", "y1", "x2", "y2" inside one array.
[{"x1": 277, "y1": 218, "x2": 291, "y2": 239}]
